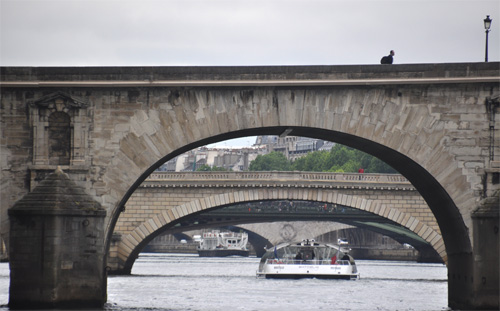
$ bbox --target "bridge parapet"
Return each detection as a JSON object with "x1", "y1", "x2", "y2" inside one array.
[{"x1": 145, "y1": 171, "x2": 413, "y2": 190}]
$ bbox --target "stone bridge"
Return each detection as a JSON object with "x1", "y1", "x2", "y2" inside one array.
[
  {"x1": 112, "y1": 171, "x2": 441, "y2": 272},
  {"x1": 1, "y1": 62, "x2": 499, "y2": 309}
]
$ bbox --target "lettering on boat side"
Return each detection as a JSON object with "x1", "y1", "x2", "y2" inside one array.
[{"x1": 299, "y1": 266, "x2": 319, "y2": 270}]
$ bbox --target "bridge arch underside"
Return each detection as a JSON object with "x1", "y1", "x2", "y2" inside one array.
[
  {"x1": 101, "y1": 81, "x2": 494, "y2": 268},
  {"x1": 114, "y1": 190, "x2": 444, "y2": 274},
  {"x1": 173, "y1": 202, "x2": 441, "y2": 262},
  {"x1": 167, "y1": 225, "x2": 274, "y2": 258},
  {"x1": 111, "y1": 125, "x2": 473, "y2": 271}
]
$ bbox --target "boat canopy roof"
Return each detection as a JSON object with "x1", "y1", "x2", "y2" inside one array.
[
  {"x1": 270, "y1": 239, "x2": 339, "y2": 251},
  {"x1": 261, "y1": 239, "x2": 348, "y2": 263}
]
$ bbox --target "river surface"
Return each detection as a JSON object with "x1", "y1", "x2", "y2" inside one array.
[{"x1": 0, "y1": 253, "x2": 449, "y2": 311}]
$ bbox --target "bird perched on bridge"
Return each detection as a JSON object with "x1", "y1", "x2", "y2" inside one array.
[{"x1": 380, "y1": 50, "x2": 395, "y2": 64}]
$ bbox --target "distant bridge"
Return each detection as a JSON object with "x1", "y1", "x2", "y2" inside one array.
[
  {"x1": 164, "y1": 201, "x2": 441, "y2": 261},
  {"x1": 111, "y1": 171, "x2": 441, "y2": 274}
]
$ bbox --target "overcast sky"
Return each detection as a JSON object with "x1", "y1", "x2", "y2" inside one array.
[{"x1": 1, "y1": 0, "x2": 499, "y2": 67}]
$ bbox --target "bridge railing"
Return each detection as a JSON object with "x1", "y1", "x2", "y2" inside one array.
[
  {"x1": 265, "y1": 258, "x2": 351, "y2": 266},
  {"x1": 146, "y1": 171, "x2": 409, "y2": 183}
]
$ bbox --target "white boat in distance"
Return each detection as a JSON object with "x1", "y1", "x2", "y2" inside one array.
[
  {"x1": 197, "y1": 230, "x2": 250, "y2": 257},
  {"x1": 256, "y1": 239, "x2": 359, "y2": 279}
]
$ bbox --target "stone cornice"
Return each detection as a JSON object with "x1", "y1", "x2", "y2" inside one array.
[
  {"x1": 1, "y1": 62, "x2": 498, "y2": 87},
  {"x1": 141, "y1": 171, "x2": 415, "y2": 191},
  {"x1": 2, "y1": 76, "x2": 498, "y2": 88}
]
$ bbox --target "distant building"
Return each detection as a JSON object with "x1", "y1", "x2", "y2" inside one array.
[
  {"x1": 254, "y1": 135, "x2": 333, "y2": 161},
  {"x1": 156, "y1": 146, "x2": 266, "y2": 172},
  {"x1": 156, "y1": 136, "x2": 333, "y2": 172},
  {"x1": 318, "y1": 141, "x2": 335, "y2": 151}
]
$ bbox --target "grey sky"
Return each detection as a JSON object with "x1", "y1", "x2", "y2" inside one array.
[{"x1": 1, "y1": 0, "x2": 499, "y2": 66}]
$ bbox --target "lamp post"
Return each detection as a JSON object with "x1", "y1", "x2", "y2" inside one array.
[{"x1": 484, "y1": 15, "x2": 492, "y2": 62}]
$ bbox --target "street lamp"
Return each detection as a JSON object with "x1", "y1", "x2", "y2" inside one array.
[{"x1": 484, "y1": 15, "x2": 492, "y2": 62}]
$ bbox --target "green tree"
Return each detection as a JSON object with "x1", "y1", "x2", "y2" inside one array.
[
  {"x1": 196, "y1": 164, "x2": 212, "y2": 171},
  {"x1": 196, "y1": 165, "x2": 230, "y2": 171},
  {"x1": 328, "y1": 145, "x2": 355, "y2": 168},
  {"x1": 249, "y1": 151, "x2": 291, "y2": 171},
  {"x1": 290, "y1": 144, "x2": 396, "y2": 173},
  {"x1": 248, "y1": 144, "x2": 396, "y2": 173},
  {"x1": 291, "y1": 150, "x2": 329, "y2": 171},
  {"x1": 366, "y1": 156, "x2": 396, "y2": 173}
]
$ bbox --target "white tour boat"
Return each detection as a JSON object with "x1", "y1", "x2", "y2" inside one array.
[
  {"x1": 197, "y1": 230, "x2": 250, "y2": 257},
  {"x1": 256, "y1": 239, "x2": 359, "y2": 279}
]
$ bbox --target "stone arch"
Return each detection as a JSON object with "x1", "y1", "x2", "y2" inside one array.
[
  {"x1": 115, "y1": 189, "x2": 443, "y2": 274},
  {"x1": 86, "y1": 79, "x2": 491, "y2": 308},
  {"x1": 104, "y1": 96, "x2": 475, "y2": 265}
]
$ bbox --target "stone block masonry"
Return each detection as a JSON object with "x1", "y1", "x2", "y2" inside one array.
[
  {"x1": 1, "y1": 63, "x2": 498, "y2": 310},
  {"x1": 8, "y1": 168, "x2": 106, "y2": 309}
]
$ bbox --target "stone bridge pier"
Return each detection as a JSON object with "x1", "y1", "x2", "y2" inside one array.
[{"x1": 1, "y1": 63, "x2": 499, "y2": 309}]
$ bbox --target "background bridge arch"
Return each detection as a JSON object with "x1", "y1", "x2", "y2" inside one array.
[{"x1": 114, "y1": 187, "x2": 443, "y2": 274}]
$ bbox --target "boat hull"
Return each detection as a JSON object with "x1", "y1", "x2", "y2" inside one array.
[
  {"x1": 263, "y1": 273, "x2": 357, "y2": 280},
  {"x1": 197, "y1": 249, "x2": 250, "y2": 257},
  {"x1": 257, "y1": 261, "x2": 359, "y2": 280}
]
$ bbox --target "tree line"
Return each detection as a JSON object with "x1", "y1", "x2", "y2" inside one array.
[
  {"x1": 199, "y1": 144, "x2": 397, "y2": 174},
  {"x1": 248, "y1": 144, "x2": 397, "y2": 173}
]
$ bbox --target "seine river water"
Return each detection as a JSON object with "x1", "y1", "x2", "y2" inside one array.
[{"x1": 0, "y1": 253, "x2": 448, "y2": 311}]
